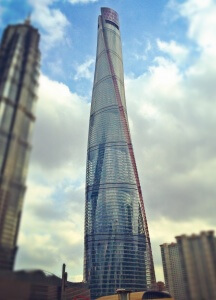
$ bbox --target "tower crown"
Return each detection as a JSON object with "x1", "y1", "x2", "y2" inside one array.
[{"x1": 101, "y1": 7, "x2": 119, "y2": 26}]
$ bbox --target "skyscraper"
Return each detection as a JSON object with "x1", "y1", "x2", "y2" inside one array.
[
  {"x1": 160, "y1": 231, "x2": 216, "y2": 300},
  {"x1": 84, "y1": 8, "x2": 155, "y2": 299},
  {"x1": 0, "y1": 19, "x2": 40, "y2": 270}
]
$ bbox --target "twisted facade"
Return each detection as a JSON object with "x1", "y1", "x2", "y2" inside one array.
[
  {"x1": 84, "y1": 8, "x2": 155, "y2": 299},
  {"x1": 0, "y1": 20, "x2": 40, "y2": 270}
]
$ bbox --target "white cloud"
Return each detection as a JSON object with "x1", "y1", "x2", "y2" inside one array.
[
  {"x1": 125, "y1": 0, "x2": 216, "y2": 236},
  {"x1": 74, "y1": 58, "x2": 95, "y2": 81},
  {"x1": 133, "y1": 40, "x2": 152, "y2": 61},
  {"x1": 72, "y1": 274, "x2": 83, "y2": 282},
  {"x1": 170, "y1": 0, "x2": 216, "y2": 52},
  {"x1": 133, "y1": 53, "x2": 147, "y2": 61},
  {"x1": 31, "y1": 74, "x2": 89, "y2": 176},
  {"x1": 149, "y1": 56, "x2": 182, "y2": 90},
  {"x1": 28, "y1": 0, "x2": 70, "y2": 48},
  {"x1": 157, "y1": 39, "x2": 188, "y2": 64},
  {"x1": 48, "y1": 58, "x2": 65, "y2": 76},
  {"x1": 16, "y1": 173, "x2": 85, "y2": 279},
  {"x1": 16, "y1": 167, "x2": 85, "y2": 280},
  {"x1": 16, "y1": 75, "x2": 89, "y2": 280},
  {"x1": 125, "y1": 45, "x2": 216, "y2": 226}
]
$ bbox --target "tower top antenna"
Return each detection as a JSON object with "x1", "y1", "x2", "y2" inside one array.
[{"x1": 24, "y1": 12, "x2": 31, "y2": 25}]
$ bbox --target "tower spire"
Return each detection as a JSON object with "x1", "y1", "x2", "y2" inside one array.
[{"x1": 24, "y1": 12, "x2": 31, "y2": 25}]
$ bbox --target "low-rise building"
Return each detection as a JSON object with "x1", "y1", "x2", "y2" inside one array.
[{"x1": 0, "y1": 268, "x2": 90, "y2": 300}]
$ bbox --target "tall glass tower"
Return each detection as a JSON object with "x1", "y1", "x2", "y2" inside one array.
[
  {"x1": 84, "y1": 8, "x2": 155, "y2": 299},
  {"x1": 0, "y1": 19, "x2": 40, "y2": 270}
]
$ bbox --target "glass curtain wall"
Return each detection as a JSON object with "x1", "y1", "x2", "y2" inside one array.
[
  {"x1": 84, "y1": 8, "x2": 155, "y2": 299},
  {"x1": 0, "y1": 21, "x2": 40, "y2": 270}
]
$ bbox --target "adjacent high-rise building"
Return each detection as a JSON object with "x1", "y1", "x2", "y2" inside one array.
[
  {"x1": 160, "y1": 231, "x2": 216, "y2": 300},
  {"x1": 84, "y1": 7, "x2": 155, "y2": 299},
  {"x1": 160, "y1": 243, "x2": 186, "y2": 300},
  {"x1": 0, "y1": 19, "x2": 40, "y2": 270}
]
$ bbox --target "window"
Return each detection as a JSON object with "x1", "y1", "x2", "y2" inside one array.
[{"x1": 105, "y1": 20, "x2": 119, "y2": 30}]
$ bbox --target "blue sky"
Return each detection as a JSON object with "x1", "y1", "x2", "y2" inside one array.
[
  {"x1": 0, "y1": 0, "x2": 189, "y2": 95},
  {"x1": 1, "y1": 0, "x2": 216, "y2": 282}
]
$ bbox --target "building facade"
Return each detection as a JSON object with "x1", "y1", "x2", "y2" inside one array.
[
  {"x1": 160, "y1": 243, "x2": 186, "y2": 300},
  {"x1": 160, "y1": 231, "x2": 216, "y2": 300},
  {"x1": 0, "y1": 19, "x2": 40, "y2": 270},
  {"x1": 84, "y1": 7, "x2": 155, "y2": 299}
]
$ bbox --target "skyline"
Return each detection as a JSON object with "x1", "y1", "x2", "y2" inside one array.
[{"x1": 0, "y1": 0, "x2": 215, "y2": 282}]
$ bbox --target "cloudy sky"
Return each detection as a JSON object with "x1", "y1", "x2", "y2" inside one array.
[{"x1": 1, "y1": 0, "x2": 216, "y2": 282}]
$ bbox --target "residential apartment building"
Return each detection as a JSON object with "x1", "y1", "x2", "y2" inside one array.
[{"x1": 160, "y1": 231, "x2": 216, "y2": 300}]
